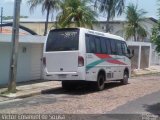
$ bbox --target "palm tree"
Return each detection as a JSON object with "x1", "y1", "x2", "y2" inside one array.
[
  {"x1": 95, "y1": 0, "x2": 125, "y2": 32},
  {"x1": 57, "y1": 0, "x2": 97, "y2": 29},
  {"x1": 158, "y1": 0, "x2": 160, "y2": 18},
  {"x1": 125, "y1": 3, "x2": 147, "y2": 41},
  {"x1": 28, "y1": 0, "x2": 60, "y2": 36},
  {"x1": 151, "y1": 0, "x2": 160, "y2": 53}
]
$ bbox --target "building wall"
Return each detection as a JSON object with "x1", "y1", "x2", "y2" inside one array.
[
  {"x1": 20, "y1": 22, "x2": 54, "y2": 35},
  {"x1": 0, "y1": 43, "x2": 43, "y2": 85},
  {"x1": 30, "y1": 44, "x2": 43, "y2": 80},
  {"x1": 0, "y1": 43, "x2": 10, "y2": 85},
  {"x1": 94, "y1": 20, "x2": 156, "y2": 41},
  {"x1": 128, "y1": 46, "x2": 139, "y2": 69},
  {"x1": 140, "y1": 46, "x2": 150, "y2": 68},
  {"x1": 93, "y1": 22, "x2": 125, "y2": 37},
  {"x1": 151, "y1": 49, "x2": 160, "y2": 65},
  {"x1": 19, "y1": 18, "x2": 156, "y2": 41}
]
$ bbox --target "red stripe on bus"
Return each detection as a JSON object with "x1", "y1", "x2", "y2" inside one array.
[
  {"x1": 95, "y1": 54, "x2": 111, "y2": 59},
  {"x1": 95, "y1": 54, "x2": 127, "y2": 65}
]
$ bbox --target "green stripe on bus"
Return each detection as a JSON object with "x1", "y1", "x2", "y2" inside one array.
[{"x1": 86, "y1": 59, "x2": 105, "y2": 71}]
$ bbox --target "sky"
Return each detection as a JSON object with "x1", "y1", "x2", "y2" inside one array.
[{"x1": 0, "y1": 0, "x2": 159, "y2": 21}]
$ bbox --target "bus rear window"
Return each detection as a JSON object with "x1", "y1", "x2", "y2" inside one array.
[{"x1": 46, "y1": 29, "x2": 79, "y2": 52}]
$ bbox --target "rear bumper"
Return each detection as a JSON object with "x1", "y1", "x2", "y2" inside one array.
[
  {"x1": 43, "y1": 67, "x2": 96, "y2": 82},
  {"x1": 44, "y1": 72, "x2": 85, "y2": 81}
]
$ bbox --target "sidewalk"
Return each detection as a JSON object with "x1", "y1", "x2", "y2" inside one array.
[
  {"x1": 132, "y1": 65, "x2": 160, "y2": 77},
  {"x1": 0, "y1": 66, "x2": 160, "y2": 103},
  {"x1": 0, "y1": 80, "x2": 61, "y2": 102}
]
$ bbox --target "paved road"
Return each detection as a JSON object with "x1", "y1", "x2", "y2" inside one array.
[
  {"x1": 0, "y1": 75, "x2": 160, "y2": 118},
  {"x1": 0, "y1": 90, "x2": 159, "y2": 115},
  {"x1": 110, "y1": 90, "x2": 160, "y2": 115},
  {"x1": 1, "y1": 91, "x2": 159, "y2": 120}
]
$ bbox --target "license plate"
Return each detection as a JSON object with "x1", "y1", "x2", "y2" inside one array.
[{"x1": 58, "y1": 74, "x2": 67, "y2": 78}]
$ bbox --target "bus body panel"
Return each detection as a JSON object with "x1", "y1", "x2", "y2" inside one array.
[
  {"x1": 44, "y1": 51, "x2": 79, "y2": 73},
  {"x1": 44, "y1": 28, "x2": 86, "y2": 81},
  {"x1": 85, "y1": 53, "x2": 131, "y2": 81}
]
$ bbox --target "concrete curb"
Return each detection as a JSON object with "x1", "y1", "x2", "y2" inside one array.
[
  {"x1": 131, "y1": 72, "x2": 160, "y2": 77},
  {"x1": 0, "y1": 85, "x2": 61, "y2": 99},
  {"x1": 0, "y1": 90, "x2": 41, "y2": 99},
  {"x1": 15, "y1": 88, "x2": 59, "y2": 99}
]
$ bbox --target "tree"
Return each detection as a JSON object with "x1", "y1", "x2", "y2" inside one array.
[
  {"x1": 95, "y1": 0, "x2": 125, "y2": 32},
  {"x1": 28, "y1": 0, "x2": 60, "y2": 36},
  {"x1": 151, "y1": 24, "x2": 160, "y2": 53},
  {"x1": 125, "y1": 3, "x2": 147, "y2": 41},
  {"x1": 57, "y1": 0, "x2": 97, "y2": 29},
  {"x1": 151, "y1": 0, "x2": 160, "y2": 54}
]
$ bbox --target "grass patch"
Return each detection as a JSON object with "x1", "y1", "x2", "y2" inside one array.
[{"x1": 0, "y1": 89, "x2": 18, "y2": 96}]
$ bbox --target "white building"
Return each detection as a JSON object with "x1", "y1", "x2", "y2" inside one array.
[
  {"x1": 93, "y1": 17, "x2": 157, "y2": 42},
  {"x1": 0, "y1": 34, "x2": 45, "y2": 85}
]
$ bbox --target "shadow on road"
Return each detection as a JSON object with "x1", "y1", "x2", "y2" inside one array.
[
  {"x1": 143, "y1": 103, "x2": 160, "y2": 116},
  {"x1": 42, "y1": 82, "x2": 125, "y2": 95}
]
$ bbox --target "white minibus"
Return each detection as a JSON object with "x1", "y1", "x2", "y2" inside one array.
[{"x1": 43, "y1": 28, "x2": 133, "y2": 90}]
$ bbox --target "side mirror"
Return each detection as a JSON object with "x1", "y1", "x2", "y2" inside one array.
[
  {"x1": 128, "y1": 49, "x2": 134, "y2": 59},
  {"x1": 132, "y1": 50, "x2": 134, "y2": 56},
  {"x1": 127, "y1": 49, "x2": 131, "y2": 54},
  {"x1": 127, "y1": 49, "x2": 134, "y2": 59}
]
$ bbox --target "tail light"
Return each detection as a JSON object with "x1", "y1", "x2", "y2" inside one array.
[
  {"x1": 78, "y1": 56, "x2": 84, "y2": 67},
  {"x1": 42, "y1": 57, "x2": 46, "y2": 66}
]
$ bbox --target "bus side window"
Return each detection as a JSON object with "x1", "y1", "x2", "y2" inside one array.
[
  {"x1": 116, "y1": 41, "x2": 123, "y2": 55},
  {"x1": 85, "y1": 35, "x2": 91, "y2": 53},
  {"x1": 121, "y1": 42, "x2": 128, "y2": 56},
  {"x1": 95, "y1": 37, "x2": 102, "y2": 53},
  {"x1": 110, "y1": 39, "x2": 117, "y2": 55},
  {"x1": 100, "y1": 37, "x2": 107, "y2": 54},
  {"x1": 89, "y1": 36, "x2": 96, "y2": 53},
  {"x1": 105, "y1": 38, "x2": 111, "y2": 54}
]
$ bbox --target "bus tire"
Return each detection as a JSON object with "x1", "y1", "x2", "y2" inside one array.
[
  {"x1": 95, "y1": 74, "x2": 105, "y2": 91},
  {"x1": 121, "y1": 71, "x2": 129, "y2": 85}
]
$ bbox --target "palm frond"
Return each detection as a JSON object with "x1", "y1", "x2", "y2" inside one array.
[
  {"x1": 57, "y1": 0, "x2": 97, "y2": 28},
  {"x1": 27, "y1": 0, "x2": 44, "y2": 13},
  {"x1": 124, "y1": 3, "x2": 147, "y2": 41},
  {"x1": 27, "y1": 0, "x2": 61, "y2": 35}
]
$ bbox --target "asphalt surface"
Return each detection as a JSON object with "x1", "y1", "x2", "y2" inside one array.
[
  {"x1": 110, "y1": 90, "x2": 160, "y2": 115},
  {"x1": 0, "y1": 75, "x2": 160, "y2": 120},
  {"x1": 1, "y1": 90, "x2": 159, "y2": 120},
  {"x1": 0, "y1": 89, "x2": 160, "y2": 119}
]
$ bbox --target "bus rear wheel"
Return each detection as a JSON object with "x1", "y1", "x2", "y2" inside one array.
[
  {"x1": 94, "y1": 74, "x2": 105, "y2": 91},
  {"x1": 121, "y1": 71, "x2": 129, "y2": 85}
]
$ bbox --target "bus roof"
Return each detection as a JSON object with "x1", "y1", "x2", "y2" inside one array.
[
  {"x1": 79, "y1": 27, "x2": 125, "y2": 41},
  {"x1": 49, "y1": 27, "x2": 125, "y2": 41}
]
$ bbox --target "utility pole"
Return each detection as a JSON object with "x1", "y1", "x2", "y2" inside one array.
[
  {"x1": 8, "y1": 0, "x2": 21, "y2": 93},
  {"x1": 1, "y1": 7, "x2": 3, "y2": 32}
]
